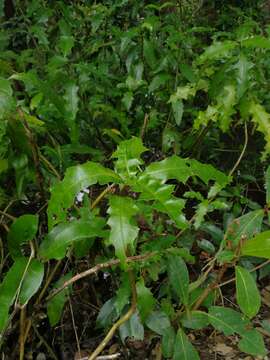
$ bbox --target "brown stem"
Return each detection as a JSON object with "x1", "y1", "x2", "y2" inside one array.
[
  {"x1": 88, "y1": 270, "x2": 137, "y2": 360},
  {"x1": 46, "y1": 252, "x2": 155, "y2": 302}
]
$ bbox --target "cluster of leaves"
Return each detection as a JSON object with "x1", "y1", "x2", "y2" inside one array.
[{"x1": 1, "y1": 0, "x2": 270, "y2": 358}]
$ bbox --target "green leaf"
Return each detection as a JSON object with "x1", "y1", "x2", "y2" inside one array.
[
  {"x1": 242, "y1": 36, "x2": 270, "y2": 49},
  {"x1": 144, "y1": 155, "x2": 192, "y2": 184},
  {"x1": 208, "y1": 306, "x2": 266, "y2": 356},
  {"x1": 265, "y1": 165, "x2": 270, "y2": 205},
  {"x1": 115, "y1": 273, "x2": 131, "y2": 314},
  {"x1": 39, "y1": 219, "x2": 105, "y2": 260},
  {"x1": 149, "y1": 73, "x2": 171, "y2": 92},
  {"x1": 96, "y1": 298, "x2": 118, "y2": 328},
  {"x1": 122, "y1": 91, "x2": 133, "y2": 111},
  {"x1": 19, "y1": 259, "x2": 44, "y2": 305},
  {"x1": 249, "y1": 103, "x2": 270, "y2": 157},
  {"x1": 198, "y1": 41, "x2": 236, "y2": 63},
  {"x1": 58, "y1": 35, "x2": 74, "y2": 57},
  {"x1": 47, "y1": 162, "x2": 121, "y2": 229},
  {"x1": 181, "y1": 311, "x2": 209, "y2": 330},
  {"x1": 238, "y1": 329, "x2": 266, "y2": 356},
  {"x1": 8, "y1": 215, "x2": 39, "y2": 259},
  {"x1": 47, "y1": 273, "x2": 72, "y2": 326},
  {"x1": 0, "y1": 258, "x2": 44, "y2": 332},
  {"x1": 136, "y1": 278, "x2": 156, "y2": 321},
  {"x1": 145, "y1": 311, "x2": 171, "y2": 335},
  {"x1": 188, "y1": 159, "x2": 229, "y2": 187},
  {"x1": 162, "y1": 326, "x2": 176, "y2": 358},
  {"x1": 241, "y1": 230, "x2": 270, "y2": 258},
  {"x1": 0, "y1": 77, "x2": 13, "y2": 119},
  {"x1": 172, "y1": 99, "x2": 184, "y2": 126},
  {"x1": 64, "y1": 82, "x2": 79, "y2": 143},
  {"x1": 107, "y1": 196, "x2": 139, "y2": 263},
  {"x1": 226, "y1": 210, "x2": 264, "y2": 247},
  {"x1": 143, "y1": 39, "x2": 157, "y2": 69},
  {"x1": 119, "y1": 312, "x2": 144, "y2": 342},
  {"x1": 167, "y1": 254, "x2": 189, "y2": 306},
  {"x1": 112, "y1": 137, "x2": 147, "y2": 179},
  {"x1": 173, "y1": 328, "x2": 200, "y2": 360},
  {"x1": 179, "y1": 63, "x2": 197, "y2": 83},
  {"x1": 133, "y1": 176, "x2": 188, "y2": 229},
  {"x1": 234, "y1": 55, "x2": 252, "y2": 98},
  {"x1": 235, "y1": 266, "x2": 261, "y2": 319}
]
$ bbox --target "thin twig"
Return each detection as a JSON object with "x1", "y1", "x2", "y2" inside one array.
[
  {"x1": 140, "y1": 113, "x2": 149, "y2": 140},
  {"x1": 91, "y1": 185, "x2": 115, "y2": 210},
  {"x1": 229, "y1": 122, "x2": 248, "y2": 177},
  {"x1": 46, "y1": 252, "x2": 155, "y2": 302},
  {"x1": 69, "y1": 297, "x2": 81, "y2": 358},
  {"x1": 88, "y1": 270, "x2": 137, "y2": 360},
  {"x1": 0, "y1": 210, "x2": 16, "y2": 221},
  {"x1": 32, "y1": 322, "x2": 58, "y2": 360}
]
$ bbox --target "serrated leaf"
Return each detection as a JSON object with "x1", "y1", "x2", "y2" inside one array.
[
  {"x1": 235, "y1": 266, "x2": 261, "y2": 319},
  {"x1": 39, "y1": 219, "x2": 105, "y2": 260},
  {"x1": 115, "y1": 273, "x2": 131, "y2": 314},
  {"x1": 167, "y1": 254, "x2": 189, "y2": 306},
  {"x1": 145, "y1": 311, "x2": 171, "y2": 335},
  {"x1": 133, "y1": 176, "x2": 188, "y2": 229},
  {"x1": 8, "y1": 215, "x2": 38, "y2": 259},
  {"x1": 226, "y1": 210, "x2": 264, "y2": 247},
  {"x1": 47, "y1": 273, "x2": 72, "y2": 326},
  {"x1": 119, "y1": 312, "x2": 144, "y2": 342},
  {"x1": 181, "y1": 310, "x2": 209, "y2": 330},
  {"x1": 144, "y1": 155, "x2": 192, "y2": 183},
  {"x1": 173, "y1": 328, "x2": 200, "y2": 360},
  {"x1": 242, "y1": 36, "x2": 270, "y2": 49},
  {"x1": 266, "y1": 165, "x2": 270, "y2": 205},
  {"x1": 188, "y1": 159, "x2": 229, "y2": 187},
  {"x1": 249, "y1": 103, "x2": 270, "y2": 156},
  {"x1": 234, "y1": 55, "x2": 253, "y2": 98},
  {"x1": 198, "y1": 41, "x2": 236, "y2": 63},
  {"x1": 0, "y1": 258, "x2": 44, "y2": 332},
  {"x1": 241, "y1": 230, "x2": 270, "y2": 258},
  {"x1": 136, "y1": 278, "x2": 155, "y2": 321},
  {"x1": 47, "y1": 162, "x2": 121, "y2": 229},
  {"x1": 112, "y1": 137, "x2": 147, "y2": 179},
  {"x1": 107, "y1": 196, "x2": 139, "y2": 263}
]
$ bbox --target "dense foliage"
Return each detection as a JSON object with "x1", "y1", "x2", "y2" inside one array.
[{"x1": 1, "y1": 1, "x2": 270, "y2": 359}]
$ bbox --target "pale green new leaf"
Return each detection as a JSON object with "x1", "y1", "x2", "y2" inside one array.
[
  {"x1": 64, "y1": 82, "x2": 79, "y2": 143},
  {"x1": 8, "y1": 214, "x2": 39, "y2": 259},
  {"x1": 112, "y1": 137, "x2": 147, "y2": 179},
  {"x1": 188, "y1": 159, "x2": 229, "y2": 187},
  {"x1": 47, "y1": 162, "x2": 121, "y2": 229},
  {"x1": 226, "y1": 209, "x2": 264, "y2": 246},
  {"x1": 173, "y1": 328, "x2": 200, "y2": 360},
  {"x1": 39, "y1": 219, "x2": 106, "y2": 260},
  {"x1": 242, "y1": 36, "x2": 270, "y2": 49},
  {"x1": 235, "y1": 266, "x2": 261, "y2": 319},
  {"x1": 241, "y1": 230, "x2": 270, "y2": 258},
  {"x1": 167, "y1": 254, "x2": 189, "y2": 306},
  {"x1": 107, "y1": 196, "x2": 139, "y2": 263},
  {"x1": 249, "y1": 103, "x2": 270, "y2": 157},
  {"x1": 234, "y1": 55, "x2": 253, "y2": 98}
]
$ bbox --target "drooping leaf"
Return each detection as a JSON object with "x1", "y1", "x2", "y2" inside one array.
[
  {"x1": 226, "y1": 210, "x2": 264, "y2": 247},
  {"x1": 173, "y1": 328, "x2": 200, "y2": 360},
  {"x1": 136, "y1": 278, "x2": 156, "y2": 321},
  {"x1": 145, "y1": 311, "x2": 171, "y2": 335},
  {"x1": 96, "y1": 298, "x2": 118, "y2": 329},
  {"x1": 112, "y1": 137, "x2": 147, "y2": 179},
  {"x1": 0, "y1": 77, "x2": 13, "y2": 119},
  {"x1": 119, "y1": 312, "x2": 144, "y2": 342},
  {"x1": 39, "y1": 219, "x2": 106, "y2": 260},
  {"x1": 167, "y1": 254, "x2": 189, "y2": 306},
  {"x1": 249, "y1": 103, "x2": 270, "y2": 156},
  {"x1": 143, "y1": 39, "x2": 157, "y2": 69},
  {"x1": 47, "y1": 162, "x2": 121, "y2": 229},
  {"x1": 172, "y1": 99, "x2": 183, "y2": 126},
  {"x1": 107, "y1": 196, "x2": 139, "y2": 263},
  {"x1": 64, "y1": 82, "x2": 79, "y2": 143},
  {"x1": 7, "y1": 214, "x2": 39, "y2": 259},
  {"x1": 235, "y1": 266, "x2": 261, "y2": 319},
  {"x1": 47, "y1": 273, "x2": 72, "y2": 326},
  {"x1": 0, "y1": 258, "x2": 44, "y2": 332},
  {"x1": 234, "y1": 55, "x2": 253, "y2": 98},
  {"x1": 115, "y1": 273, "x2": 131, "y2": 315},
  {"x1": 241, "y1": 230, "x2": 270, "y2": 258}
]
